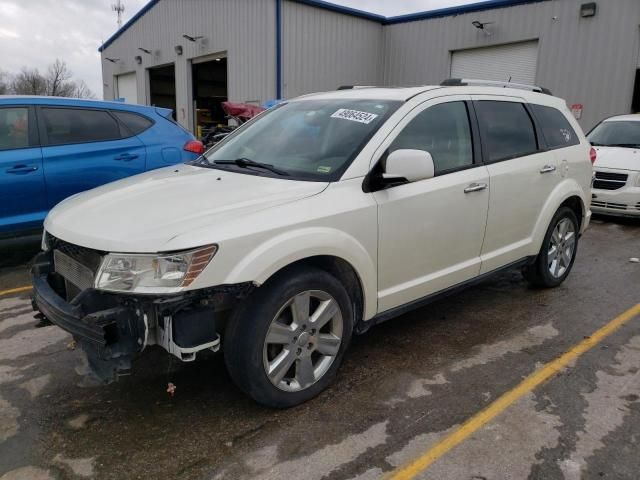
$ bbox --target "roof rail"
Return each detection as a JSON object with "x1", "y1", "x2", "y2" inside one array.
[
  {"x1": 441, "y1": 78, "x2": 553, "y2": 95},
  {"x1": 337, "y1": 85, "x2": 376, "y2": 90}
]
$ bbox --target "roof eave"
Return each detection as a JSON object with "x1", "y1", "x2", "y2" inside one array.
[{"x1": 98, "y1": 0, "x2": 550, "y2": 52}]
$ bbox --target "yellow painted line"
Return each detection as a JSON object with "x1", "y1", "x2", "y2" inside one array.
[
  {"x1": 388, "y1": 303, "x2": 640, "y2": 480},
  {"x1": 0, "y1": 285, "x2": 32, "y2": 297}
]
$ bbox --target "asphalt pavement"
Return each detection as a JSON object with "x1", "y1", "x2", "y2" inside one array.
[{"x1": 0, "y1": 217, "x2": 639, "y2": 480}]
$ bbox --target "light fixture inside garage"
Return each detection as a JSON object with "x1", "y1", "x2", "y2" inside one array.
[
  {"x1": 580, "y1": 2, "x2": 597, "y2": 17},
  {"x1": 472, "y1": 20, "x2": 493, "y2": 35}
]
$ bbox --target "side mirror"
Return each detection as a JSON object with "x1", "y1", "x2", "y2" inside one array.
[{"x1": 383, "y1": 149, "x2": 435, "y2": 183}]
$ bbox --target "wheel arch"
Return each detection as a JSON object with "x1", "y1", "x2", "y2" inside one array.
[
  {"x1": 222, "y1": 227, "x2": 377, "y2": 320},
  {"x1": 531, "y1": 180, "x2": 588, "y2": 254}
]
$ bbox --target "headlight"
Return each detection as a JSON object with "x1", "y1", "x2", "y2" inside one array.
[
  {"x1": 41, "y1": 230, "x2": 49, "y2": 251},
  {"x1": 95, "y1": 245, "x2": 217, "y2": 293}
]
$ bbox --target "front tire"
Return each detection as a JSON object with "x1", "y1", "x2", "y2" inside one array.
[
  {"x1": 224, "y1": 266, "x2": 353, "y2": 408},
  {"x1": 523, "y1": 206, "x2": 579, "y2": 288}
]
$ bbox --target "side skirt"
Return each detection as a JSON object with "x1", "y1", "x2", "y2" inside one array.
[{"x1": 356, "y1": 256, "x2": 536, "y2": 334}]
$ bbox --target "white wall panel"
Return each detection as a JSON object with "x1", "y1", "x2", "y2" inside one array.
[{"x1": 282, "y1": 0, "x2": 383, "y2": 98}]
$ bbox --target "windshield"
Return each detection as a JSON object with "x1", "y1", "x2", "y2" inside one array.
[
  {"x1": 199, "y1": 99, "x2": 401, "y2": 181},
  {"x1": 588, "y1": 120, "x2": 640, "y2": 148}
]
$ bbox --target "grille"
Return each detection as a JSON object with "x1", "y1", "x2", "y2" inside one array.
[
  {"x1": 47, "y1": 234, "x2": 103, "y2": 274},
  {"x1": 53, "y1": 250, "x2": 95, "y2": 291},
  {"x1": 591, "y1": 200, "x2": 628, "y2": 210},
  {"x1": 593, "y1": 171, "x2": 628, "y2": 191}
]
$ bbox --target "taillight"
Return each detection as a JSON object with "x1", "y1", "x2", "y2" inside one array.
[
  {"x1": 184, "y1": 140, "x2": 205, "y2": 155},
  {"x1": 589, "y1": 146, "x2": 597, "y2": 164}
]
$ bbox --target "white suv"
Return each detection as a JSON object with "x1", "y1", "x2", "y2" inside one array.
[{"x1": 32, "y1": 81, "x2": 593, "y2": 407}]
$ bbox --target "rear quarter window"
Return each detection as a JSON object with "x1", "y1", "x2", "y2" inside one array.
[
  {"x1": 111, "y1": 111, "x2": 154, "y2": 135},
  {"x1": 530, "y1": 104, "x2": 579, "y2": 149}
]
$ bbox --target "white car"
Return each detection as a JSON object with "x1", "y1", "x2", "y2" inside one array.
[
  {"x1": 32, "y1": 81, "x2": 593, "y2": 407},
  {"x1": 588, "y1": 114, "x2": 640, "y2": 217}
]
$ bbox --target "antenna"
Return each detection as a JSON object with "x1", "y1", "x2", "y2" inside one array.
[{"x1": 112, "y1": 0, "x2": 125, "y2": 28}]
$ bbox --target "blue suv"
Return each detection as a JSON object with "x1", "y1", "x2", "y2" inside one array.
[{"x1": 0, "y1": 96, "x2": 204, "y2": 242}]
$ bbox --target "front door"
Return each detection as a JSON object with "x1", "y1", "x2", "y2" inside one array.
[
  {"x1": 373, "y1": 97, "x2": 490, "y2": 312},
  {"x1": 0, "y1": 106, "x2": 46, "y2": 236}
]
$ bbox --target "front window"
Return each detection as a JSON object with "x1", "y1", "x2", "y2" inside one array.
[
  {"x1": 198, "y1": 99, "x2": 400, "y2": 181},
  {"x1": 388, "y1": 101, "x2": 473, "y2": 174},
  {"x1": 588, "y1": 121, "x2": 640, "y2": 148}
]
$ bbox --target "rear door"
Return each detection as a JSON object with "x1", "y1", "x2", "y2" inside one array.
[
  {"x1": 473, "y1": 96, "x2": 560, "y2": 273},
  {"x1": 38, "y1": 106, "x2": 146, "y2": 208},
  {"x1": 0, "y1": 105, "x2": 46, "y2": 235}
]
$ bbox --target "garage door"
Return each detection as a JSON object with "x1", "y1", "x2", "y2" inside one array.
[
  {"x1": 115, "y1": 72, "x2": 138, "y2": 104},
  {"x1": 451, "y1": 41, "x2": 539, "y2": 85}
]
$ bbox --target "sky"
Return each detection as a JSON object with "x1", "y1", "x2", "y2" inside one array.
[{"x1": 0, "y1": 0, "x2": 481, "y2": 98}]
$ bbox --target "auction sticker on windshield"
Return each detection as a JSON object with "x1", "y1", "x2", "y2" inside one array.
[{"x1": 331, "y1": 109, "x2": 378, "y2": 124}]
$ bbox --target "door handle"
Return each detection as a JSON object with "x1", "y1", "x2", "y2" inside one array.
[
  {"x1": 464, "y1": 182, "x2": 488, "y2": 193},
  {"x1": 6, "y1": 164, "x2": 39, "y2": 174},
  {"x1": 114, "y1": 154, "x2": 139, "y2": 161},
  {"x1": 540, "y1": 165, "x2": 556, "y2": 174}
]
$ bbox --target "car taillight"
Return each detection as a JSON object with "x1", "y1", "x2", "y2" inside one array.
[
  {"x1": 589, "y1": 146, "x2": 597, "y2": 164},
  {"x1": 184, "y1": 140, "x2": 205, "y2": 155}
]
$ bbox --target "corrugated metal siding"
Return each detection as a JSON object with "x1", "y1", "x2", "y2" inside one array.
[
  {"x1": 101, "y1": 0, "x2": 276, "y2": 129},
  {"x1": 383, "y1": 0, "x2": 640, "y2": 129},
  {"x1": 282, "y1": 0, "x2": 383, "y2": 98}
]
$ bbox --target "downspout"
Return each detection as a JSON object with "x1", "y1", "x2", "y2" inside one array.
[{"x1": 275, "y1": 0, "x2": 283, "y2": 99}]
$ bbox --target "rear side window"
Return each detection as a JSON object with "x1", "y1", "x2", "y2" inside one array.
[
  {"x1": 112, "y1": 111, "x2": 154, "y2": 135},
  {"x1": 530, "y1": 104, "x2": 579, "y2": 149},
  {"x1": 389, "y1": 101, "x2": 473, "y2": 174},
  {"x1": 475, "y1": 101, "x2": 538, "y2": 162},
  {"x1": 0, "y1": 107, "x2": 30, "y2": 150},
  {"x1": 41, "y1": 108, "x2": 121, "y2": 146}
]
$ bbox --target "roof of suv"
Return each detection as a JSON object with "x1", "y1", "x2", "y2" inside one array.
[
  {"x1": 294, "y1": 85, "x2": 565, "y2": 106},
  {"x1": 0, "y1": 95, "x2": 160, "y2": 113}
]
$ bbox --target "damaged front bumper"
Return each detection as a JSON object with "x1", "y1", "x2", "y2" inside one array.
[{"x1": 31, "y1": 251, "x2": 252, "y2": 383}]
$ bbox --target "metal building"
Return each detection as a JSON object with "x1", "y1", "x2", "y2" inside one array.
[{"x1": 100, "y1": 0, "x2": 640, "y2": 134}]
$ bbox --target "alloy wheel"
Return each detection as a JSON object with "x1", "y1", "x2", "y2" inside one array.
[
  {"x1": 548, "y1": 217, "x2": 576, "y2": 278},
  {"x1": 262, "y1": 290, "x2": 343, "y2": 392}
]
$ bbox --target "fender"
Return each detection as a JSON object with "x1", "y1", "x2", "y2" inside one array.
[
  {"x1": 222, "y1": 227, "x2": 378, "y2": 320},
  {"x1": 529, "y1": 178, "x2": 588, "y2": 256}
]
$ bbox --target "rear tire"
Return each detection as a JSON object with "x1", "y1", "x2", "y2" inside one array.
[
  {"x1": 224, "y1": 266, "x2": 353, "y2": 408},
  {"x1": 523, "y1": 207, "x2": 579, "y2": 288}
]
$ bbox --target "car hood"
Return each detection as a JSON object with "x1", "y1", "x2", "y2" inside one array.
[
  {"x1": 593, "y1": 146, "x2": 640, "y2": 171},
  {"x1": 45, "y1": 164, "x2": 328, "y2": 252}
]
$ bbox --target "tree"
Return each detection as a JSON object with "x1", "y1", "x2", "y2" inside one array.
[
  {"x1": 10, "y1": 67, "x2": 47, "y2": 95},
  {"x1": 5, "y1": 59, "x2": 94, "y2": 98},
  {"x1": 45, "y1": 59, "x2": 74, "y2": 97},
  {"x1": 71, "y1": 80, "x2": 95, "y2": 99},
  {"x1": 0, "y1": 70, "x2": 8, "y2": 95}
]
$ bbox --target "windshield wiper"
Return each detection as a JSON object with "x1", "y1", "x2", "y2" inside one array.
[{"x1": 213, "y1": 158, "x2": 290, "y2": 176}]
